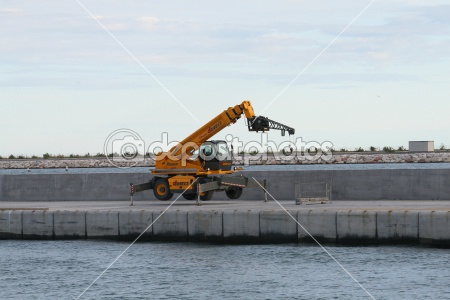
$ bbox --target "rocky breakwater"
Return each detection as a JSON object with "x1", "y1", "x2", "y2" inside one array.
[
  {"x1": 0, "y1": 152, "x2": 449, "y2": 169},
  {"x1": 0, "y1": 158, "x2": 156, "y2": 169},
  {"x1": 236, "y1": 151, "x2": 450, "y2": 165},
  {"x1": 331, "y1": 152, "x2": 450, "y2": 164}
]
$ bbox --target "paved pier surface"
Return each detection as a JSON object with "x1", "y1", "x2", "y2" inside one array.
[
  {"x1": 1, "y1": 200, "x2": 449, "y2": 246},
  {"x1": 0, "y1": 200, "x2": 449, "y2": 212}
]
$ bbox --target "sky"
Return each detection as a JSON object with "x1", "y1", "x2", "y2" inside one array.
[{"x1": 1, "y1": 0, "x2": 450, "y2": 156}]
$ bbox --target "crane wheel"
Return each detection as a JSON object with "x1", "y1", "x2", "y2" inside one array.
[
  {"x1": 182, "y1": 193, "x2": 198, "y2": 200},
  {"x1": 153, "y1": 178, "x2": 173, "y2": 201},
  {"x1": 225, "y1": 187, "x2": 243, "y2": 199},
  {"x1": 197, "y1": 177, "x2": 214, "y2": 201},
  {"x1": 200, "y1": 190, "x2": 214, "y2": 201}
]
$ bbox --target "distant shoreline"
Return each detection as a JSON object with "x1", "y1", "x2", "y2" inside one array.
[{"x1": 1, "y1": 151, "x2": 449, "y2": 169}]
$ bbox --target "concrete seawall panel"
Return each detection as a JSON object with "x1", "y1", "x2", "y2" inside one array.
[
  {"x1": 419, "y1": 211, "x2": 450, "y2": 246},
  {"x1": 0, "y1": 175, "x2": 3, "y2": 201},
  {"x1": 152, "y1": 210, "x2": 188, "y2": 241},
  {"x1": 119, "y1": 210, "x2": 153, "y2": 241},
  {"x1": 1, "y1": 202, "x2": 450, "y2": 246},
  {"x1": 188, "y1": 210, "x2": 223, "y2": 242},
  {"x1": 22, "y1": 210, "x2": 54, "y2": 239},
  {"x1": 0, "y1": 210, "x2": 22, "y2": 239},
  {"x1": 298, "y1": 210, "x2": 336, "y2": 243},
  {"x1": 223, "y1": 210, "x2": 260, "y2": 243},
  {"x1": 260, "y1": 210, "x2": 297, "y2": 243},
  {"x1": 377, "y1": 211, "x2": 418, "y2": 244},
  {"x1": 337, "y1": 210, "x2": 377, "y2": 244},
  {"x1": 54, "y1": 211, "x2": 86, "y2": 239},
  {"x1": 86, "y1": 211, "x2": 119, "y2": 239}
]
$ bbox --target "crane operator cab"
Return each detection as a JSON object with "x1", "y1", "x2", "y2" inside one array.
[{"x1": 198, "y1": 140, "x2": 232, "y2": 171}]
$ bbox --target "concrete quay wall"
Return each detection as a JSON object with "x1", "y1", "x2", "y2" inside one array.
[
  {"x1": 1, "y1": 169, "x2": 449, "y2": 201},
  {"x1": 1, "y1": 209, "x2": 449, "y2": 246}
]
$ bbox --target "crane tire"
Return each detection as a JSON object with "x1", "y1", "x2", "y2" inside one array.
[
  {"x1": 225, "y1": 187, "x2": 243, "y2": 199},
  {"x1": 200, "y1": 190, "x2": 214, "y2": 201},
  {"x1": 153, "y1": 178, "x2": 173, "y2": 201},
  {"x1": 182, "y1": 193, "x2": 198, "y2": 200}
]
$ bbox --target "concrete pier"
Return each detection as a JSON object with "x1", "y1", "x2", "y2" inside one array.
[{"x1": 0, "y1": 200, "x2": 449, "y2": 247}]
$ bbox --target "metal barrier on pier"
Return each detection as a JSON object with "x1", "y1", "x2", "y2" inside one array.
[{"x1": 295, "y1": 181, "x2": 332, "y2": 205}]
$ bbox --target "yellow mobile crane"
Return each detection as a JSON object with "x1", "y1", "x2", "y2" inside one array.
[{"x1": 130, "y1": 100, "x2": 295, "y2": 201}]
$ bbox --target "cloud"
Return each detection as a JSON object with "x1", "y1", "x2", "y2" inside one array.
[
  {"x1": 2, "y1": 2, "x2": 450, "y2": 89},
  {"x1": 0, "y1": 8, "x2": 22, "y2": 14},
  {"x1": 138, "y1": 16, "x2": 161, "y2": 30},
  {"x1": 316, "y1": 4, "x2": 450, "y2": 65}
]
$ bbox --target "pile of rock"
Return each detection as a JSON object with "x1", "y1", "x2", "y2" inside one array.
[
  {"x1": 233, "y1": 152, "x2": 450, "y2": 165},
  {"x1": 1, "y1": 152, "x2": 449, "y2": 169},
  {"x1": 0, "y1": 158, "x2": 156, "y2": 169}
]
